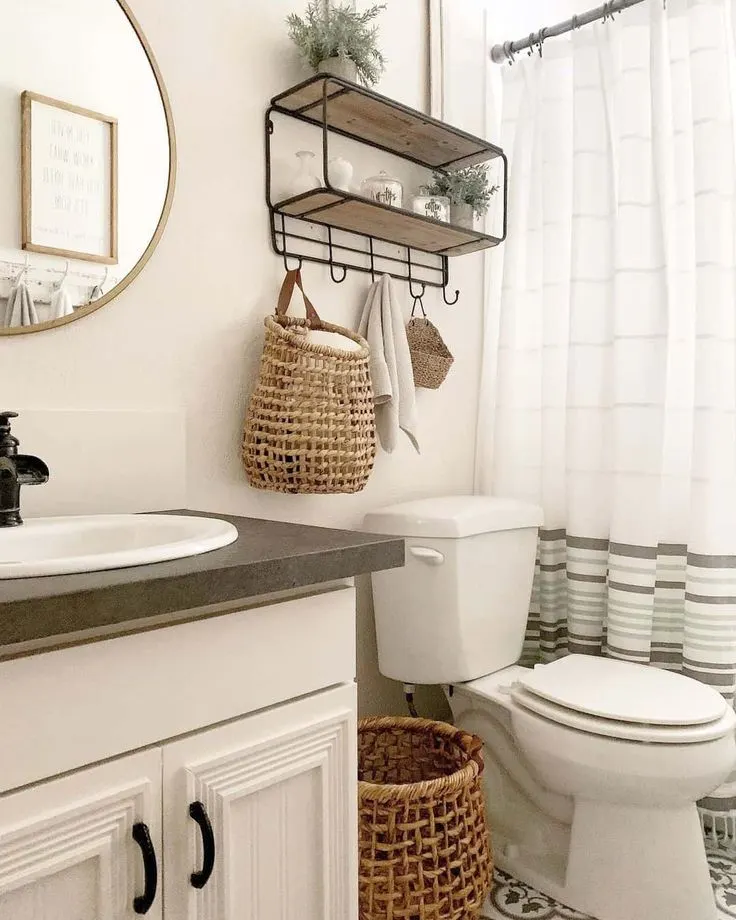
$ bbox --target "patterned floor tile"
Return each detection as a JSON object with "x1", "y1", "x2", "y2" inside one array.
[{"x1": 483, "y1": 844, "x2": 736, "y2": 919}]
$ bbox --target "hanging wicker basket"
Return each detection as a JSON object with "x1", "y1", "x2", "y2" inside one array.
[
  {"x1": 406, "y1": 317, "x2": 454, "y2": 389},
  {"x1": 358, "y1": 716, "x2": 492, "y2": 920},
  {"x1": 242, "y1": 270, "x2": 376, "y2": 493}
]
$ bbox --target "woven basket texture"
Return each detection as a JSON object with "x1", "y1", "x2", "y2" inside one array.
[
  {"x1": 358, "y1": 717, "x2": 492, "y2": 920},
  {"x1": 243, "y1": 314, "x2": 376, "y2": 493},
  {"x1": 406, "y1": 318, "x2": 454, "y2": 390}
]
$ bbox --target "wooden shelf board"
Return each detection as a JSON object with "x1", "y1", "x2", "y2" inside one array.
[
  {"x1": 274, "y1": 189, "x2": 502, "y2": 256},
  {"x1": 271, "y1": 75, "x2": 503, "y2": 171}
]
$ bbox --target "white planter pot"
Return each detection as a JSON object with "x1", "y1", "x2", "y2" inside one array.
[
  {"x1": 318, "y1": 57, "x2": 358, "y2": 83},
  {"x1": 451, "y1": 203, "x2": 475, "y2": 230}
]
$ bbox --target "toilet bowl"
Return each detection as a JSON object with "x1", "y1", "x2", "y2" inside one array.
[
  {"x1": 363, "y1": 496, "x2": 736, "y2": 920},
  {"x1": 454, "y1": 658, "x2": 736, "y2": 920}
]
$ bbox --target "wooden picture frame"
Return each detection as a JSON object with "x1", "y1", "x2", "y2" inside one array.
[{"x1": 21, "y1": 91, "x2": 118, "y2": 264}]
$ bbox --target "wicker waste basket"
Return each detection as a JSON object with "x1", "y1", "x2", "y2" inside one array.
[{"x1": 358, "y1": 716, "x2": 492, "y2": 920}]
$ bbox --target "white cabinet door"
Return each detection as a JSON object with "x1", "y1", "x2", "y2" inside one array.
[
  {"x1": 163, "y1": 684, "x2": 357, "y2": 920},
  {"x1": 0, "y1": 749, "x2": 162, "y2": 920}
]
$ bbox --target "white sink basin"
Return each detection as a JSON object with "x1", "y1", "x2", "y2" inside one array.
[{"x1": 0, "y1": 514, "x2": 238, "y2": 579}]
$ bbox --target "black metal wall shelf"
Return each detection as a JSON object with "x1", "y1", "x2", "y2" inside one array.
[{"x1": 265, "y1": 74, "x2": 508, "y2": 301}]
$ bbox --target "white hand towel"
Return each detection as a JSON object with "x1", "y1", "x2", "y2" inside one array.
[
  {"x1": 50, "y1": 285, "x2": 74, "y2": 319},
  {"x1": 4, "y1": 280, "x2": 38, "y2": 327},
  {"x1": 358, "y1": 273, "x2": 419, "y2": 453}
]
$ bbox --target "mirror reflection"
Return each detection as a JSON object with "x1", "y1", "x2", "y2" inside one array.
[{"x1": 0, "y1": 0, "x2": 173, "y2": 333}]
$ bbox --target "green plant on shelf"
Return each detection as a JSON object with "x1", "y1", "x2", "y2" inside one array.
[
  {"x1": 420, "y1": 164, "x2": 500, "y2": 218},
  {"x1": 286, "y1": 2, "x2": 387, "y2": 86}
]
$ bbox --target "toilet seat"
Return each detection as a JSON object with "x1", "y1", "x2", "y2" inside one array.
[
  {"x1": 508, "y1": 655, "x2": 735, "y2": 744},
  {"x1": 510, "y1": 683, "x2": 736, "y2": 743}
]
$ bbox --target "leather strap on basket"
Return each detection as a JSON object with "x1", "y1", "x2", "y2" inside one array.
[
  {"x1": 464, "y1": 733, "x2": 486, "y2": 775},
  {"x1": 276, "y1": 269, "x2": 323, "y2": 328}
]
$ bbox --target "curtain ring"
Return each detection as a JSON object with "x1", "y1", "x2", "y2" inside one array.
[
  {"x1": 527, "y1": 33, "x2": 536, "y2": 56},
  {"x1": 503, "y1": 40, "x2": 515, "y2": 66},
  {"x1": 537, "y1": 26, "x2": 547, "y2": 57},
  {"x1": 572, "y1": 14, "x2": 579, "y2": 30}
]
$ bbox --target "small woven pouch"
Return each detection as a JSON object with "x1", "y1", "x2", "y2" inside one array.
[{"x1": 406, "y1": 317, "x2": 454, "y2": 389}]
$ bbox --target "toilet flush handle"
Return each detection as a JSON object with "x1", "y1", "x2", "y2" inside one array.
[{"x1": 409, "y1": 546, "x2": 445, "y2": 566}]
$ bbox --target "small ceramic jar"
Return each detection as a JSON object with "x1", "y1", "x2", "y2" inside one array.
[
  {"x1": 360, "y1": 171, "x2": 403, "y2": 208},
  {"x1": 411, "y1": 194, "x2": 451, "y2": 223},
  {"x1": 328, "y1": 156, "x2": 354, "y2": 192}
]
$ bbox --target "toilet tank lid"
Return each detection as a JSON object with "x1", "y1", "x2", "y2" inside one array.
[{"x1": 362, "y1": 495, "x2": 543, "y2": 539}]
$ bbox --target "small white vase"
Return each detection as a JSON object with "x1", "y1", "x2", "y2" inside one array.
[
  {"x1": 451, "y1": 202, "x2": 475, "y2": 229},
  {"x1": 289, "y1": 150, "x2": 321, "y2": 197},
  {"x1": 328, "y1": 156, "x2": 353, "y2": 192},
  {"x1": 318, "y1": 57, "x2": 358, "y2": 83}
]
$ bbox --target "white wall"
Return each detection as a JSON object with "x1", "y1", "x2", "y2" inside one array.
[
  {"x1": 0, "y1": 0, "x2": 490, "y2": 717},
  {"x1": 0, "y1": 0, "x2": 168, "y2": 313}
]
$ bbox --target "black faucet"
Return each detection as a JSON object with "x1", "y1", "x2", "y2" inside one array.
[{"x1": 0, "y1": 412, "x2": 49, "y2": 526}]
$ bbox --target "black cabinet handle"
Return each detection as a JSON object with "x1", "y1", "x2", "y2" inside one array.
[
  {"x1": 132, "y1": 822, "x2": 158, "y2": 914},
  {"x1": 189, "y1": 800, "x2": 216, "y2": 889}
]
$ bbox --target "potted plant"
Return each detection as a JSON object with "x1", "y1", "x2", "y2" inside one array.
[
  {"x1": 420, "y1": 165, "x2": 499, "y2": 229},
  {"x1": 287, "y1": 2, "x2": 387, "y2": 86}
]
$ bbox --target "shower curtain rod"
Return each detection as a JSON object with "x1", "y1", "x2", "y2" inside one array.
[{"x1": 490, "y1": 0, "x2": 648, "y2": 64}]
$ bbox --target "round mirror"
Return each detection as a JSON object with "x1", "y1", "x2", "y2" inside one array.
[{"x1": 0, "y1": 0, "x2": 175, "y2": 335}]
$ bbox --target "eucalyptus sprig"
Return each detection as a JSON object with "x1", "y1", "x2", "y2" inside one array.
[
  {"x1": 287, "y1": 2, "x2": 387, "y2": 87},
  {"x1": 421, "y1": 165, "x2": 499, "y2": 218}
]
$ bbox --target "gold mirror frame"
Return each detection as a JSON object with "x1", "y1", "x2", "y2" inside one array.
[{"x1": 2, "y1": 0, "x2": 176, "y2": 336}]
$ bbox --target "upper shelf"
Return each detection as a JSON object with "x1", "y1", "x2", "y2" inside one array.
[{"x1": 270, "y1": 74, "x2": 504, "y2": 172}]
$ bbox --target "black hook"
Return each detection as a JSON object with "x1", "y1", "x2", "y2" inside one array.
[
  {"x1": 368, "y1": 238, "x2": 376, "y2": 283},
  {"x1": 409, "y1": 277, "x2": 426, "y2": 300},
  {"x1": 326, "y1": 228, "x2": 347, "y2": 283},
  {"x1": 442, "y1": 285, "x2": 460, "y2": 305},
  {"x1": 330, "y1": 262, "x2": 347, "y2": 283},
  {"x1": 406, "y1": 248, "x2": 426, "y2": 301},
  {"x1": 282, "y1": 250, "x2": 303, "y2": 272}
]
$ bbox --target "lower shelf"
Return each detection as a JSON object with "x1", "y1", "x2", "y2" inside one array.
[{"x1": 274, "y1": 187, "x2": 503, "y2": 257}]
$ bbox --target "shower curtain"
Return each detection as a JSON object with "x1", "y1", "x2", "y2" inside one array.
[{"x1": 476, "y1": 0, "x2": 736, "y2": 835}]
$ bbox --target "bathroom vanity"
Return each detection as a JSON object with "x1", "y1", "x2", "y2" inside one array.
[{"x1": 0, "y1": 512, "x2": 403, "y2": 920}]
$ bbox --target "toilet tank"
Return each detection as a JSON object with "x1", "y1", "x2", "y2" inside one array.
[{"x1": 363, "y1": 496, "x2": 543, "y2": 685}]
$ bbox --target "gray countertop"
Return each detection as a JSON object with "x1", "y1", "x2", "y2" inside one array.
[{"x1": 0, "y1": 510, "x2": 404, "y2": 653}]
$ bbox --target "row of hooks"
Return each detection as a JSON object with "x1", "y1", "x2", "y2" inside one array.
[
  {"x1": 2, "y1": 254, "x2": 112, "y2": 290},
  {"x1": 282, "y1": 230, "x2": 460, "y2": 306}
]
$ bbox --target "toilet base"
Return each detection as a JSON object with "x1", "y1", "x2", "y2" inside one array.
[{"x1": 495, "y1": 800, "x2": 717, "y2": 920}]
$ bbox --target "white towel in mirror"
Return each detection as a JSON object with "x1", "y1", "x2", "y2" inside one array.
[
  {"x1": 4, "y1": 280, "x2": 38, "y2": 327},
  {"x1": 50, "y1": 285, "x2": 74, "y2": 319}
]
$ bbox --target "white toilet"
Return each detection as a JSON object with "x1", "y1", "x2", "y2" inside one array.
[{"x1": 363, "y1": 495, "x2": 736, "y2": 920}]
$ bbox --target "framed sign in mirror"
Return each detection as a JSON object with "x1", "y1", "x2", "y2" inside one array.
[
  {"x1": 21, "y1": 92, "x2": 119, "y2": 264},
  {"x1": 0, "y1": 0, "x2": 176, "y2": 336}
]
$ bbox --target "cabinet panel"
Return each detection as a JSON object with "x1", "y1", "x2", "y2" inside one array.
[
  {"x1": 0, "y1": 749, "x2": 162, "y2": 920},
  {"x1": 0, "y1": 586, "x2": 355, "y2": 793},
  {"x1": 163, "y1": 684, "x2": 357, "y2": 920}
]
